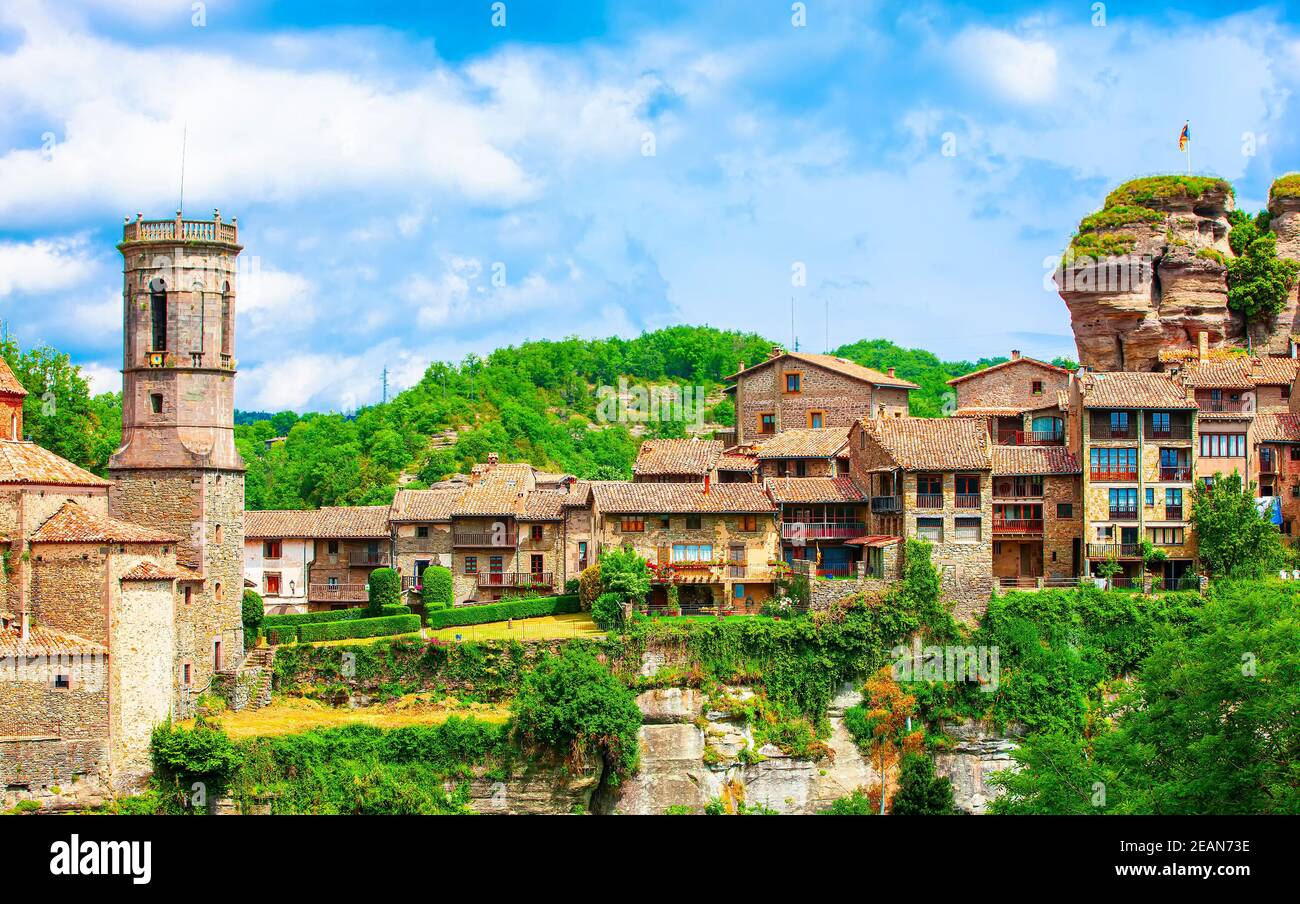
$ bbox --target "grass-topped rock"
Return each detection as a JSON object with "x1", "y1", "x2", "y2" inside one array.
[
  {"x1": 1269, "y1": 173, "x2": 1300, "y2": 205},
  {"x1": 1103, "y1": 175, "x2": 1233, "y2": 211}
]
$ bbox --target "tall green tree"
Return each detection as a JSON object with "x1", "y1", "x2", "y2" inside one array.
[{"x1": 1190, "y1": 471, "x2": 1284, "y2": 577}]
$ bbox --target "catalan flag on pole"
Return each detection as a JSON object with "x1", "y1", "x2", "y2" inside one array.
[{"x1": 1179, "y1": 121, "x2": 1190, "y2": 152}]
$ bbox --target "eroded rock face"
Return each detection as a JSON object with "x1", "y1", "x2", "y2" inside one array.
[
  {"x1": 597, "y1": 682, "x2": 881, "y2": 815},
  {"x1": 1059, "y1": 187, "x2": 1252, "y2": 371},
  {"x1": 931, "y1": 719, "x2": 1023, "y2": 815},
  {"x1": 459, "y1": 756, "x2": 602, "y2": 815}
]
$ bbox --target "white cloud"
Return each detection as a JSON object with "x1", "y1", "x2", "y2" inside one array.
[
  {"x1": 79, "y1": 360, "x2": 121, "y2": 396},
  {"x1": 951, "y1": 28, "x2": 1058, "y2": 104},
  {"x1": 239, "y1": 267, "x2": 315, "y2": 335},
  {"x1": 0, "y1": 235, "x2": 97, "y2": 296}
]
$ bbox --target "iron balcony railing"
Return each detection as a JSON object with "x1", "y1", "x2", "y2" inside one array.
[
  {"x1": 1159, "y1": 466, "x2": 1192, "y2": 482},
  {"x1": 308, "y1": 583, "x2": 368, "y2": 602},
  {"x1": 915, "y1": 493, "x2": 943, "y2": 509},
  {"x1": 348, "y1": 551, "x2": 390, "y2": 567},
  {"x1": 1164, "y1": 505, "x2": 1184, "y2": 521},
  {"x1": 1090, "y1": 423, "x2": 1137, "y2": 440},
  {"x1": 992, "y1": 486, "x2": 1042, "y2": 499},
  {"x1": 955, "y1": 493, "x2": 982, "y2": 508},
  {"x1": 1109, "y1": 508, "x2": 1140, "y2": 521},
  {"x1": 1198, "y1": 400, "x2": 1248, "y2": 413}
]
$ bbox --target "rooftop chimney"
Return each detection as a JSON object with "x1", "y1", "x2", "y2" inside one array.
[
  {"x1": 1010, "y1": 349, "x2": 1021, "y2": 360},
  {"x1": 887, "y1": 367, "x2": 896, "y2": 378},
  {"x1": 487, "y1": 452, "x2": 499, "y2": 468},
  {"x1": 737, "y1": 360, "x2": 745, "y2": 373},
  {"x1": 1197, "y1": 330, "x2": 1209, "y2": 362},
  {"x1": 769, "y1": 346, "x2": 783, "y2": 359},
  {"x1": 703, "y1": 473, "x2": 711, "y2": 495}
]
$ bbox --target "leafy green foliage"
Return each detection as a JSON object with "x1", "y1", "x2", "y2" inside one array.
[
  {"x1": 890, "y1": 754, "x2": 956, "y2": 815},
  {"x1": 366, "y1": 567, "x2": 400, "y2": 616},
  {"x1": 261, "y1": 604, "x2": 409, "y2": 629},
  {"x1": 1191, "y1": 471, "x2": 1285, "y2": 577},
  {"x1": 591, "y1": 592, "x2": 625, "y2": 632},
  {"x1": 150, "y1": 720, "x2": 243, "y2": 802},
  {"x1": 598, "y1": 545, "x2": 650, "y2": 607},
  {"x1": 1269, "y1": 173, "x2": 1300, "y2": 203},
  {"x1": 1, "y1": 331, "x2": 121, "y2": 475},
  {"x1": 232, "y1": 721, "x2": 507, "y2": 814},
  {"x1": 1224, "y1": 212, "x2": 1300, "y2": 322},
  {"x1": 821, "y1": 790, "x2": 876, "y2": 815},
  {"x1": 511, "y1": 646, "x2": 642, "y2": 775},
  {"x1": 420, "y1": 565, "x2": 454, "y2": 610},
  {"x1": 899, "y1": 539, "x2": 955, "y2": 640},
  {"x1": 993, "y1": 580, "x2": 1300, "y2": 814},
  {"x1": 1078, "y1": 204, "x2": 1164, "y2": 232}
]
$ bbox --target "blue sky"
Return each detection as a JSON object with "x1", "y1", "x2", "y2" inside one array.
[{"x1": 1, "y1": 0, "x2": 1298, "y2": 411}]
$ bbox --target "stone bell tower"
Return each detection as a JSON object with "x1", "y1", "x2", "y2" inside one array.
[{"x1": 109, "y1": 210, "x2": 247, "y2": 701}]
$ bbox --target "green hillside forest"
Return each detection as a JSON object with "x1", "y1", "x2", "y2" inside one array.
[{"x1": 1, "y1": 326, "x2": 1074, "y2": 511}]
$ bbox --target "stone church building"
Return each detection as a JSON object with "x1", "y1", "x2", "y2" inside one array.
[{"x1": 0, "y1": 212, "x2": 246, "y2": 809}]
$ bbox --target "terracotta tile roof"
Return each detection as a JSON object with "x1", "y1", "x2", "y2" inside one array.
[
  {"x1": 0, "y1": 623, "x2": 104, "y2": 656},
  {"x1": 561, "y1": 480, "x2": 593, "y2": 506},
  {"x1": 1251, "y1": 356, "x2": 1300, "y2": 386},
  {"x1": 453, "y1": 483, "x2": 530, "y2": 517},
  {"x1": 591, "y1": 481, "x2": 775, "y2": 514},
  {"x1": 1179, "y1": 358, "x2": 1254, "y2": 389},
  {"x1": 244, "y1": 505, "x2": 390, "y2": 539},
  {"x1": 726, "y1": 352, "x2": 919, "y2": 390},
  {"x1": 0, "y1": 440, "x2": 111, "y2": 487},
  {"x1": 389, "y1": 487, "x2": 463, "y2": 523},
  {"x1": 764, "y1": 476, "x2": 866, "y2": 504},
  {"x1": 992, "y1": 446, "x2": 1081, "y2": 476},
  {"x1": 633, "y1": 439, "x2": 723, "y2": 476},
  {"x1": 860, "y1": 417, "x2": 992, "y2": 471},
  {"x1": 1078, "y1": 371, "x2": 1196, "y2": 409},
  {"x1": 716, "y1": 451, "x2": 757, "y2": 472},
  {"x1": 0, "y1": 359, "x2": 28, "y2": 396},
  {"x1": 947, "y1": 356, "x2": 1070, "y2": 386},
  {"x1": 31, "y1": 502, "x2": 178, "y2": 544},
  {"x1": 1056, "y1": 389, "x2": 1070, "y2": 411},
  {"x1": 1254, "y1": 413, "x2": 1300, "y2": 443},
  {"x1": 952, "y1": 406, "x2": 1026, "y2": 417},
  {"x1": 518, "y1": 490, "x2": 566, "y2": 521},
  {"x1": 754, "y1": 426, "x2": 850, "y2": 459},
  {"x1": 121, "y1": 560, "x2": 184, "y2": 581}
]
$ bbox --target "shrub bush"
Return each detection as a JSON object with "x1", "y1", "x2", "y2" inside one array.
[
  {"x1": 591, "y1": 592, "x2": 624, "y2": 631},
  {"x1": 421, "y1": 566, "x2": 454, "y2": 610},
  {"x1": 510, "y1": 645, "x2": 642, "y2": 775},
  {"x1": 242, "y1": 589, "x2": 264, "y2": 649},
  {"x1": 577, "y1": 564, "x2": 601, "y2": 611},
  {"x1": 367, "y1": 567, "x2": 401, "y2": 616},
  {"x1": 425, "y1": 595, "x2": 580, "y2": 629},
  {"x1": 297, "y1": 614, "x2": 422, "y2": 643}
]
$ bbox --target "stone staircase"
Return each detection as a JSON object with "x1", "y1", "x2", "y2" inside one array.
[{"x1": 213, "y1": 646, "x2": 276, "y2": 712}]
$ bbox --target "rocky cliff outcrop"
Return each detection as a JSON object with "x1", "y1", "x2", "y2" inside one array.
[{"x1": 1059, "y1": 175, "x2": 1300, "y2": 370}]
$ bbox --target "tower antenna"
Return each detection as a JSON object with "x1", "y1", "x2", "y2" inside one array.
[
  {"x1": 381, "y1": 366, "x2": 389, "y2": 404},
  {"x1": 178, "y1": 122, "x2": 188, "y2": 214}
]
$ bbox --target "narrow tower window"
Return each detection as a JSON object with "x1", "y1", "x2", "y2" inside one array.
[
  {"x1": 149, "y1": 277, "x2": 168, "y2": 352},
  {"x1": 150, "y1": 393, "x2": 163, "y2": 414}
]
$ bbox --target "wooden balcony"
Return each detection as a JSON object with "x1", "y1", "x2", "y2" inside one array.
[
  {"x1": 992, "y1": 486, "x2": 1041, "y2": 500},
  {"x1": 993, "y1": 518, "x2": 1043, "y2": 536},
  {"x1": 1109, "y1": 508, "x2": 1139, "y2": 521},
  {"x1": 308, "y1": 583, "x2": 368, "y2": 603},
  {"x1": 1090, "y1": 424, "x2": 1136, "y2": 441},
  {"x1": 1159, "y1": 466, "x2": 1192, "y2": 482},
  {"x1": 348, "y1": 551, "x2": 390, "y2": 567},
  {"x1": 997, "y1": 430, "x2": 1064, "y2": 446},
  {"x1": 477, "y1": 571, "x2": 553, "y2": 588},
  {"x1": 453, "y1": 530, "x2": 518, "y2": 548},
  {"x1": 1090, "y1": 470, "x2": 1137, "y2": 482},
  {"x1": 955, "y1": 493, "x2": 982, "y2": 509},
  {"x1": 780, "y1": 521, "x2": 866, "y2": 541},
  {"x1": 1197, "y1": 400, "x2": 1248, "y2": 414},
  {"x1": 870, "y1": 496, "x2": 901, "y2": 514},
  {"x1": 1148, "y1": 424, "x2": 1192, "y2": 440},
  {"x1": 1086, "y1": 543, "x2": 1142, "y2": 559}
]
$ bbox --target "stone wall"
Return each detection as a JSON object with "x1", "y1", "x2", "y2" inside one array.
[
  {"x1": 109, "y1": 574, "x2": 176, "y2": 792},
  {"x1": 952, "y1": 358, "x2": 1070, "y2": 412},
  {"x1": 736, "y1": 356, "x2": 906, "y2": 444},
  {"x1": 932, "y1": 719, "x2": 1023, "y2": 815}
]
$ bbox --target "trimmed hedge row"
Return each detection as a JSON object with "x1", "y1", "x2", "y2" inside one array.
[
  {"x1": 262, "y1": 604, "x2": 409, "y2": 629},
  {"x1": 425, "y1": 594, "x2": 581, "y2": 629},
  {"x1": 297, "y1": 614, "x2": 423, "y2": 643}
]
